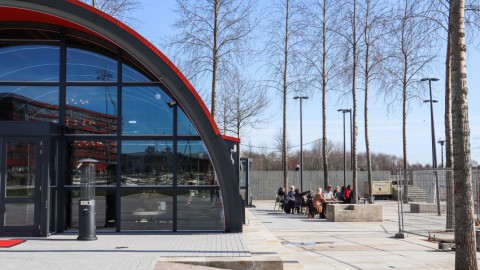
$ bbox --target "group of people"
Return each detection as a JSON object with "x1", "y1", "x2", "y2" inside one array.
[{"x1": 277, "y1": 184, "x2": 353, "y2": 219}]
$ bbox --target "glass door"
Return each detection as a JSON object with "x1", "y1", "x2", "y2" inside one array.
[{"x1": 0, "y1": 138, "x2": 42, "y2": 236}]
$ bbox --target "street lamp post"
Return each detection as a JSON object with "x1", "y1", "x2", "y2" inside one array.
[
  {"x1": 294, "y1": 96, "x2": 309, "y2": 192},
  {"x1": 421, "y1": 77, "x2": 440, "y2": 215},
  {"x1": 338, "y1": 109, "x2": 351, "y2": 187},
  {"x1": 437, "y1": 139, "x2": 445, "y2": 168}
]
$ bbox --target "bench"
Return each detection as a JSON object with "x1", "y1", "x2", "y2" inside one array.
[{"x1": 326, "y1": 204, "x2": 382, "y2": 222}]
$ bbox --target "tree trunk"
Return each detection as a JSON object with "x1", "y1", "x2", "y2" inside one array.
[
  {"x1": 282, "y1": 0, "x2": 290, "y2": 190},
  {"x1": 450, "y1": 0, "x2": 477, "y2": 268},
  {"x1": 364, "y1": 0, "x2": 373, "y2": 203},
  {"x1": 401, "y1": 2, "x2": 408, "y2": 204},
  {"x1": 211, "y1": 0, "x2": 219, "y2": 119},
  {"x1": 322, "y1": 0, "x2": 329, "y2": 188},
  {"x1": 352, "y1": 0, "x2": 358, "y2": 204},
  {"x1": 445, "y1": 19, "x2": 454, "y2": 231}
]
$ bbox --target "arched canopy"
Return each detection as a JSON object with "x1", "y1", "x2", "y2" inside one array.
[{"x1": 0, "y1": 0, "x2": 242, "y2": 232}]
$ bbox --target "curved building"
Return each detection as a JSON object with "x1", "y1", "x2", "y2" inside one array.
[{"x1": 0, "y1": 0, "x2": 242, "y2": 236}]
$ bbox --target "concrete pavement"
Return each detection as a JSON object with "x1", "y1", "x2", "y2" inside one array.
[{"x1": 0, "y1": 200, "x2": 464, "y2": 269}]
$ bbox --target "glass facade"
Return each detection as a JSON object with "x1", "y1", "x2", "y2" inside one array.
[{"x1": 0, "y1": 27, "x2": 223, "y2": 233}]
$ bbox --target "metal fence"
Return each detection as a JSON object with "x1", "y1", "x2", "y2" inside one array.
[
  {"x1": 395, "y1": 168, "x2": 480, "y2": 240},
  {"x1": 248, "y1": 170, "x2": 391, "y2": 200}
]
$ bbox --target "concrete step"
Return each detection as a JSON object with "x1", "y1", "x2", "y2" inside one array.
[{"x1": 393, "y1": 186, "x2": 427, "y2": 202}]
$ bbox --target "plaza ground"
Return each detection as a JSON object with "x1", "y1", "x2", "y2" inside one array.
[{"x1": 0, "y1": 200, "x2": 463, "y2": 269}]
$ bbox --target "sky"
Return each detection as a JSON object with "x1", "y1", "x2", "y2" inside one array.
[{"x1": 129, "y1": 0, "x2": 480, "y2": 166}]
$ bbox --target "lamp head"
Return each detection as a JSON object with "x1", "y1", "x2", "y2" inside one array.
[{"x1": 421, "y1": 77, "x2": 440, "y2": 82}]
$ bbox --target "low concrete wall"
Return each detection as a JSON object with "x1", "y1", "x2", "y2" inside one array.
[
  {"x1": 410, "y1": 203, "x2": 446, "y2": 213},
  {"x1": 326, "y1": 204, "x2": 382, "y2": 222}
]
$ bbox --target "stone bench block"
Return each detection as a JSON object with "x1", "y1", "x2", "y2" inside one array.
[
  {"x1": 326, "y1": 204, "x2": 382, "y2": 222},
  {"x1": 410, "y1": 203, "x2": 446, "y2": 213}
]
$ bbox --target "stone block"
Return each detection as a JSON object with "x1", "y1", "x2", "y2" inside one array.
[
  {"x1": 326, "y1": 204, "x2": 382, "y2": 222},
  {"x1": 410, "y1": 203, "x2": 445, "y2": 213}
]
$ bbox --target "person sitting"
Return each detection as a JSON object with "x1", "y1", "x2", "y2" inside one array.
[
  {"x1": 311, "y1": 188, "x2": 327, "y2": 219},
  {"x1": 277, "y1": 187, "x2": 286, "y2": 210},
  {"x1": 284, "y1": 185, "x2": 296, "y2": 214},
  {"x1": 343, "y1": 185, "x2": 352, "y2": 204},
  {"x1": 323, "y1": 185, "x2": 336, "y2": 202},
  {"x1": 337, "y1": 186, "x2": 346, "y2": 201},
  {"x1": 320, "y1": 185, "x2": 336, "y2": 217},
  {"x1": 294, "y1": 188, "x2": 310, "y2": 214}
]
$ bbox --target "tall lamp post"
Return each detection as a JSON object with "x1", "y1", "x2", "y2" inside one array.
[
  {"x1": 421, "y1": 77, "x2": 440, "y2": 215},
  {"x1": 437, "y1": 139, "x2": 445, "y2": 168},
  {"x1": 294, "y1": 96, "x2": 309, "y2": 192},
  {"x1": 338, "y1": 109, "x2": 351, "y2": 187}
]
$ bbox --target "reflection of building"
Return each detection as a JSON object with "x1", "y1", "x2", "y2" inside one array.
[
  {"x1": 0, "y1": 93, "x2": 118, "y2": 134},
  {"x1": 0, "y1": 93, "x2": 118, "y2": 171},
  {"x1": 0, "y1": 93, "x2": 59, "y2": 122},
  {"x1": 0, "y1": 0, "x2": 241, "y2": 237}
]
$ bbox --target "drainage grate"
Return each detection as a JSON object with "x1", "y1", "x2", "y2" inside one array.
[
  {"x1": 283, "y1": 241, "x2": 334, "y2": 246},
  {"x1": 283, "y1": 260, "x2": 300, "y2": 264}
]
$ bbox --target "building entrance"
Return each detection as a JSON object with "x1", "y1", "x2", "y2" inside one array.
[{"x1": 0, "y1": 137, "x2": 42, "y2": 236}]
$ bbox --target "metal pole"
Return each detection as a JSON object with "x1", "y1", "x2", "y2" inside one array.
[
  {"x1": 424, "y1": 78, "x2": 441, "y2": 216},
  {"x1": 295, "y1": 96, "x2": 308, "y2": 191},
  {"x1": 343, "y1": 112, "x2": 346, "y2": 187},
  {"x1": 349, "y1": 109, "x2": 352, "y2": 170},
  {"x1": 300, "y1": 98, "x2": 303, "y2": 192}
]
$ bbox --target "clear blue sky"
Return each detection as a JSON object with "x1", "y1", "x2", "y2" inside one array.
[{"x1": 131, "y1": 0, "x2": 480, "y2": 166}]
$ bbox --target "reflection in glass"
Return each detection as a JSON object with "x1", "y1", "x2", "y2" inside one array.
[
  {"x1": 67, "y1": 140, "x2": 117, "y2": 186},
  {"x1": 6, "y1": 142, "x2": 36, "y2": 197},
  {"x1": 177, "y1": 141, "x2": 213, "y2": 186},
  {"x1": 122, "y1": 63, "x2": 150, "y2": 82},
  {"x1": 121, "y1": 190, "x2": 173, "y2": 230},
  {"x1": 67, "y1": 48, "x2": 117, "y2": 81},
  {"x1": 0, "y1": 45, "x2": 59, "y2": 81},
  {"x1": 122, "y1": 86, "x2": 173, "y2": 135},
  {"x1": 65, "y1": 86, "x2": 117, "y2": 134},
  {"x1": 121, "y1": 141, "x2": 174, "y2": 186},
  {"x1": 0, "y1": 86, "x2": 59, "y2": 122},
  {"x1": 177, "y1": 189, "x2": 223, "y2": 231},
  {"x1": 178, "y1": 107, "x2": 198, "y2": 135},
  {"x1": 67, "y1": 190, "x2": 116, "y2": 231},
  {"x1": 5, "y1": 203, "x2": 34, "y2": 226}
]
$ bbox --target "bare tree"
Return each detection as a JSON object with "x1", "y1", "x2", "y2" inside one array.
[
  {"x1": 450, "y1": 0, "x2": 477, "y2": 267},
  {"x1": 263, "y1": 0, "x2": 306, "y2": 191},
  {"x1": 218, "y1": 72, "x2": 270, "y2": 142},
  {"x1": 358, "y1": 0, "x2": 389, "y2": 203},
  {"x1": 166, "y1": 0, "x2": 255, "y2": 120},
  {"x1": 384, "y1": 0, "x2": 436, "y2": 203},
  {"x1": 81, "y1": 0, "x2": 140, "y2": 24},
  {"x1": 216, "y1": 89, "x2": 233, "y2": 135},
  {"x1": 302, "y1": 0, "x2": 344, "y2": 188}
]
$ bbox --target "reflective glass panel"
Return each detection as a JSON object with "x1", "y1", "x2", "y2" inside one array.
[
  {"x1": 122, "y1": 86, "x2": 173, "y2": 135},
  {"x1": 5, "y1": 203, "x2": 34, "y2": 226},
  {"x1": 65, "y1": 86, "x2": 118, "y2": 134},
  {"x1": 121, "y1": 190, "x2": 173, "y2": 230},
  {"x1": 66, "y1": 48, "x2": 117, "y2": 81},
  {"x1": 6, "y1": 142, "x2": 36, "y2": 197},
  {"x1": 177, "y1": 141, "x2": 213, "y2": 186},
  {"x1": 122, "y1": 63, "x2": 150, "y2": 82},
  {"x1": 0, "y1": 44, "x2": 59, "y2": 81},
  {"x1": 67, "y1": 190, "x2": 116, "y2": 231},
  {"x1": 177, "y1": 189, "x2": 223, "y2": 231},
  {"x1": 0, "y1": 86, "x2": 59, "y2": 122},
  {"x1": 121, "y1": 140, "x2": 174, "y2": 186},
  {"x1": 66, "y1": 140, "x2": 117, "y2": 186},
  {"x1": 178, "y1": 107, "x2": 199, "y2": 135}
]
